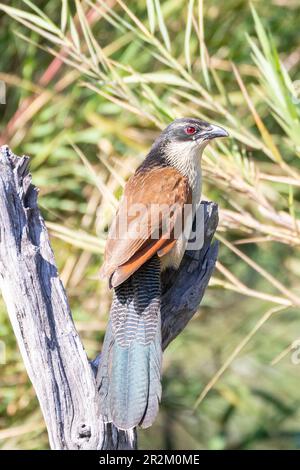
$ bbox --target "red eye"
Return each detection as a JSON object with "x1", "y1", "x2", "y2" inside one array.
[{"x1": 185, "y1": 126, "x2": 196, "y2": 135}]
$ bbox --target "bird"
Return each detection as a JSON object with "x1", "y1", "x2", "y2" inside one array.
[{"x1": 97, "y1": 117, "x2": 228, "y2": 430}]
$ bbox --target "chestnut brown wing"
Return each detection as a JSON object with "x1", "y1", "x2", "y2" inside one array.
[{"x1": 100, "y1": 166, "x2": 192, "y2": 287}]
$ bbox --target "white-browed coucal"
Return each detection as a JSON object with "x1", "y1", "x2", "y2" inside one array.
[{"x1": 98, "y1": 118, "x2": 228, "y2": 430}]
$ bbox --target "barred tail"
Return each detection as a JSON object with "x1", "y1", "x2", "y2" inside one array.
[{"x1": 97, "y1": 256, "x2": 162, "y2": 430}]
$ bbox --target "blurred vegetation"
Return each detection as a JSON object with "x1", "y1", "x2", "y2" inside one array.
[{"x1": 0, "y1": 0, "x2": 300, "y2": 450}]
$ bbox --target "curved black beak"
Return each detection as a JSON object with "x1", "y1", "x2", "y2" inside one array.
[{"x1": 204, "y1": 124, "x2": 229, "y2": 140}]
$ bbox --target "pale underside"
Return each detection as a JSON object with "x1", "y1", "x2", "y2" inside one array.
[{"x1": 100, "y1": 141, "x2": 205, "y2": 286}]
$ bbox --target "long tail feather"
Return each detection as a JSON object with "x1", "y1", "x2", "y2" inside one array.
[{"x1": 97, "y1": 256, "x2": 162, "y2": 430}]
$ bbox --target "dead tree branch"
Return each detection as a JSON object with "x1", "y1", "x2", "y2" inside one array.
[{"x1": 0, "y1": 146, "x2": 218, "y2": 450}]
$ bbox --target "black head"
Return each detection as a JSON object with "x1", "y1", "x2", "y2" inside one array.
[
  {"x1": 143, "y1": 117, "x2": 229, "y2": 170},
  {"x1": 161, "y1": 117, "x2": 228, "y2": 144}
]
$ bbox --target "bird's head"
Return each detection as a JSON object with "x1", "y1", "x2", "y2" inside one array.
[
  {"x1": 153, "y1": 117, "x2": 228, "y2": 166},
  {"x1": 164, "y1": 117, "x2": 228, "y2": 143}
]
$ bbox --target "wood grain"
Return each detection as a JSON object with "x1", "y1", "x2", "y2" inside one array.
[{"x1": 0, "y1": 146, "x2": 218, "y2": 450}]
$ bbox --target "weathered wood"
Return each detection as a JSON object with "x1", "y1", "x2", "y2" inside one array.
[
  {"x1": 0, "y1": 146, "x2": 135, "y2": 450},
  {"x1": 161, "y1": 202, "x2": 219, "y2": 349},
  {"x1": 0, "y1": 146, "x2": 218, "y2": 450}
]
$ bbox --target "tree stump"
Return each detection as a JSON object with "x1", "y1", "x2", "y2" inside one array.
[{"x1": 0, "y1": 146, "x2": 218, "y2": 450}]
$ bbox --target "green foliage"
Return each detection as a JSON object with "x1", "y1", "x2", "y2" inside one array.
[{"x1": 0, "y1": 0, "x2": 300, "y2": 450}]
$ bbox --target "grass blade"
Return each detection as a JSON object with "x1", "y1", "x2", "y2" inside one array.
[
  {"x1": 61, "y1": 0, "x2": 68, "y2": 33},
  {"x1": 185, "y1": 0, "x2": 194, "y2": 72},
  {"x1": 146, "y1": 0, "x2": 156, "y2": 34},
  {"x1": 154, "y1": 0, "x2": 171, "y2": 51}
]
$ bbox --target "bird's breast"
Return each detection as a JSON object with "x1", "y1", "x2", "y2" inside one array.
[
  {"x1": 160, "y1": 170, "x2": 202, "y2": 272},
  {"x1": 160, "y1": 236, "x2": 189, "y2": 271}
]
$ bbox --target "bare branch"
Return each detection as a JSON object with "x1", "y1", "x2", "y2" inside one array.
[
  {"x1": 161, "y1": 202, "x2": 219, "y2": 349},
  {"x1": 0, "y1": 146, "x2": 135, "y2": 450},
  {"x1": 0, "y1": 146, "x2": 218, "y2": 449}
]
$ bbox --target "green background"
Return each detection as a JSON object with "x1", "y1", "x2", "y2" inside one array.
[{"x1": 0, "y1": 0, "x2": 300, "y2": 450}]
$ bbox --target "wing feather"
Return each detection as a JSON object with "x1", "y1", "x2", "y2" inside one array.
[{"x1": 100, "y1": 166, "x2": 192, "y2": 286}]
